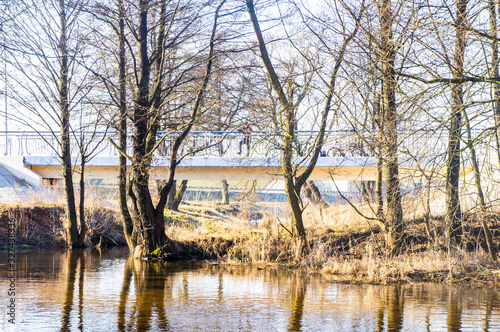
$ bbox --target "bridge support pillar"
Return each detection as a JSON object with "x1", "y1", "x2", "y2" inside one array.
[{"x1": 42, "y1": 178, "x2": 61, "y2": 187}]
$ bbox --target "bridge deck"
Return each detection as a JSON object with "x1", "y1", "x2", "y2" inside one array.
[
  {"x1": 21, "y1": 156, "x2": 380, "y2": 182},
  {"x1": 0, "y1": 130, "x2": 486, "y2": 186}
]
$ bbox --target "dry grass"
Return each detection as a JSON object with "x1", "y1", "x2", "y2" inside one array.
[
  {"x1": 161, "y1": 200, "x2": 500, "y2": 287},
  {"x1": 0, "y1": 186, "x2": 125, "y2": 247},
  {"x1": 320, "y1": 245, "x2": 500, "y2": 286},
  {"x1": 3, "y1": 185, "x2": 500, "y2": 287}
]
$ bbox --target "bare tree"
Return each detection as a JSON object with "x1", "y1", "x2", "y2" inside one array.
[
  {"x1": 120, "y1": 0, "x2": 226, "y2": 256},
  {"x1": 376, "y1": 0, "x2": 404, "y2": 253},
  {"x1": 5, "y1": 0, "x2": 105, "y2": 248},
  {"x1": 246, "y1": 0, "x2": 362, "y2": 257}
]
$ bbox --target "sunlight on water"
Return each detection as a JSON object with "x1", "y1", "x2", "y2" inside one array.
[{"x1": 1, "y1": 248, "x2": 499, "y2": 331}]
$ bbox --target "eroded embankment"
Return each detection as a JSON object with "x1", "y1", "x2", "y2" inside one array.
[{"x1": 0, "y1": 205, "x2": 126, "y2": 248}]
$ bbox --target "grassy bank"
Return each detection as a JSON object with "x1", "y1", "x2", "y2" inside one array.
[
  {"x1": 1, "y1": 200, "x2": 499, "y2": 287},
  {"x1": 164, "y1": 202, "x2": 500, "y2": 287}
]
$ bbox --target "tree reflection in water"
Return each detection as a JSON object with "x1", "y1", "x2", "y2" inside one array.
[
  {"x1": 446, "y1": 288, "x2": 462, "y2": 331},
  {"x1": 60, "y1": 250, "x2": 85, "y2": 332},
  {"x1": 287, "y1": 273, "x2": 306, "y2": 332},
  {"x1": 117, "y1": 255, "x2": 133, "y2": 331},
  {"x1": 36, "y1": 249, "x2": 500, "y2": 330},
  {"x1": 375, "y1": 286, "x2": 404, "y2": 332},
  {"x1": 117, "y1": 256, "x2": 171, "y2": 331}
]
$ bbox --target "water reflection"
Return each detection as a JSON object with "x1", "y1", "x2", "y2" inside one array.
[
  {"x1": 376, "y1": 286, "x2": 403, "y2": 332},
  {"x1": 1, "y1": 249, "x2": 499, "y2": 331},
  {"x1": 60, "y1": 250, "x2": 85, "y2": 331},
  {"x1": 132, "y1": 258, "x2": 170, "y2": 330},
  {"x1": 288, "y1": 274, "x2": 306, "y2": 332}
]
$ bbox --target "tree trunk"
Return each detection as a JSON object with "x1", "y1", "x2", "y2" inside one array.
[
  {"x1": 131, "y1": 0, "x2": 168, "y2": 255},
  {"x1": 302, "y1": 181, "x2": 327, "y2": 208},
  {"x1": 128, "y1": 0, "x2": 225, "y2": 257},
  {"x1": 59, "y1": 0, "x2": 81, "y2": 248},
  {"x1": 221, "y1": 180, "x2": 229, "y2": 205},
  {"x1": 374, "y1": 89, "x2": 385, "y2": 222},
  {"x1": 378, "y1": 0, "x2": 403, "y2": 253},
  {"x1": 463, "y1": 109, "x2": 497, "y2": 260},
  {"x1": 445, "y1": 0, "x2": 467, "y2": 251},
  {"x1": 167, "y1": 180, "x2": 176, "y2": 210},
  {"x1": 361, "y1": 181, "x2": 376, "y2": 203},
  {"x1": 376, "y1": 156, "x2": 384, "y2": 221},
  {"x1": 246, "y1": 0, "x2": 360, "y2": 258},
  {"x1": 172, "y1": 180, "x2": 188, "y2": 211},
  {"x1": 77, "y1": 160, "x2": 86, "y2": 247},
  {"x1": 489, "y1": 0, "x2": 500, "y2": 167},
  {"x1": 117, "y1": 0, "x2": 135, "y2": 251}
]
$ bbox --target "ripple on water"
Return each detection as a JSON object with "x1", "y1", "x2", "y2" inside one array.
[{"x1": 1, "y1": 249, "x2": 500, "y2": 331}]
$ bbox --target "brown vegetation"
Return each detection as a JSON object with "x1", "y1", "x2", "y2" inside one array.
[
  {"x1": 1, "y1": 199, "x2": 499, "y2": 287},
  {"x1": 162, "y1": 202, "x2": 500, "y2": 287},
  {"x1": 0, "y1": 204, "x2": 126, "y2": 249}
]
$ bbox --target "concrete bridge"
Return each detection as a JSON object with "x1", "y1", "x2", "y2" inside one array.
[{"x1": 0, "y1": 129, "x2": 463, "y2": 187}]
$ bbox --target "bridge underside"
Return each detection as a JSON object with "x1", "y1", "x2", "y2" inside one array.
[
  {"x1": 1, "y1": 156, "x2": 461, "y2": 186},
  {"x1": 30, "y1": 164, "x2": 382, "y2": 182},
  {"x1": 24, "y1": 156, "x2": 381, "y2": 182}
]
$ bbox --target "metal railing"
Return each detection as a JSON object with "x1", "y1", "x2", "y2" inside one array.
[{"x1": 0, "y1": 129, "x2": 494, "y2": 163}]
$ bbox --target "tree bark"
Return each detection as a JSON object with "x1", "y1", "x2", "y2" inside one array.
[
  {"x1": 489, "y1": 0, "x2": 500, "y2": 167},
  {"x1": 172, "y1": 180, "x2": 188, "y2": 211},
  {"x1": 378, "y1": 0, "x2": 403, "y2": 253},
  {"x1": 167, "y1": 180, "x2": 176, "y2": 210},
  {"x1": 59, "y1": 0, "x2": 82, "y2": 248},
  {"x1": 445, "y1": 0, "x2": 467, "y2": 251},
  {"x1": 117, "y1": 0, "x2": 136, "y2": 251}
]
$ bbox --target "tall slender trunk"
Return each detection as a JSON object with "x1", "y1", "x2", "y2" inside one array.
[
  {"x1": 77, "y1": 160, "x2": 86, "y2": 246},
  {"x1": 376, "y1": 157, "x2": 384, "y2": 220},
  {"x1": 117, "y1": 0, "x2": 135, "y2": 250},
  {"x1": 283, "y1": 110, "x2": 307, "y2": 255},
  {"x1": 489, "y1": 0, "x2": 500, "y2": 167},
  {"x1": 445, "y1": 0, "x2": 467, "y2": 251},
  {"x1": 374, "y1": 90, "x2": 385, "y2": 221},
  {"x1": 463, "y1": 109, "x2": 497, "y2": 260},
  {"x1": 59, "y1": 0, "x2": 80, "y2": 248},
  {"x1": 378, "y1": 0, "x2": 403, "y2": 252}
]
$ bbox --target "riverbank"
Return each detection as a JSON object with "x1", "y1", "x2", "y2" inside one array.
[{"x1": 1, "y1": 202, "x2": 499, "y2": 287}]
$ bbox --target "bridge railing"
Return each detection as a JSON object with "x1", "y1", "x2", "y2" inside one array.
[{"x1": 0, "y1": 129, "x2": 494, "y2": 165}]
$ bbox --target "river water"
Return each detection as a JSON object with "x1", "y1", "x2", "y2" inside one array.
[{"x1": 0, "y1": 248, "x2": 499, "y2": 331}]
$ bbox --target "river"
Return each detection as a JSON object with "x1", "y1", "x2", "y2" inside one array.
[{"x1": 0, "y1": 248, "x2": 499, "y2": 331}]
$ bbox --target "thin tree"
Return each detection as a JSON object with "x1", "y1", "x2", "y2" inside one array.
[
  {"x1": 444, "y1": 0, "x2": 467, "y2": 251},
  {"x1": 377, "y1": 0, "x2": 404, "y2": 252},
  {"x1": 246, "y1": 0, "x2": 361, "y2": 256},
  {"x1": 489, "y1": 0, "x2": 500, "y2": 167},
  {"x1": 6, "y1": 0, "x2": 98, "y2": 248}
]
